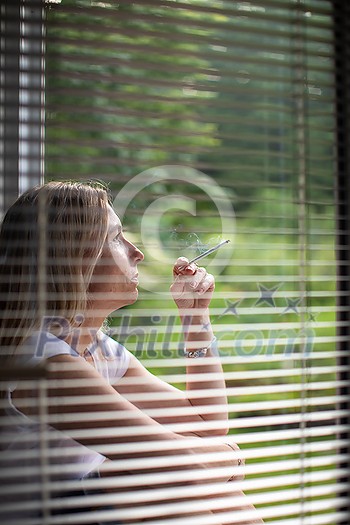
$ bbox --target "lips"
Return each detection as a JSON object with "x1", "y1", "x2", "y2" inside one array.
[{"x1": 130, "y1": 274, "x2": 139, "y2": 284}]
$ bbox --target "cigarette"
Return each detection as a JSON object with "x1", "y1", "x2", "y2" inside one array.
[{"x1": 187, "y1": 239, "x2": 230, "y2": 265}]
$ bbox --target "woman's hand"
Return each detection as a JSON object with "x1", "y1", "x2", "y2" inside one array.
[{"x1": 170, "y1": 257, "x2": 215, "y2": 313}]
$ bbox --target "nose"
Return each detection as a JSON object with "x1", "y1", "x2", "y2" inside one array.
[
  {"x1": 135, "y1": 246, "x2": 144, "y2": 263},
  {"x1": 130, "y1": 241, "x2": 144, "y2": 263}
]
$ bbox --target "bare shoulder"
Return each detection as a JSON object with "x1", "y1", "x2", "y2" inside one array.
[{"x1": 12, "y1": 352, "x2": 115, "y2": 415}]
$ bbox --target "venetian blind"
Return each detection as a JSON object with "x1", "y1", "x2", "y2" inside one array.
[{"x1": 1, "y1": 0, "x2": 348, "y2": 524}]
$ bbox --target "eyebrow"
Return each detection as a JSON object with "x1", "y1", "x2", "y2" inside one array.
[{"x1": 109, "y1": 223, "x2": 122, "y2": 235}]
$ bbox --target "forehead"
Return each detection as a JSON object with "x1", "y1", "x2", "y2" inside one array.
[{"x1": 107, "y1": 205, "x2": 122, "y2": 232}]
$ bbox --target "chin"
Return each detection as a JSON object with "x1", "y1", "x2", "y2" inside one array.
[
  {"x1": 120, "y1": 288, "x2": 139, "y2": 308},
  {"x1": 129, "y1": 289, "x2": 139, "y2": 304}
]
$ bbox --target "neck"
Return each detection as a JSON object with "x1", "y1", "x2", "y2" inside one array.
[{"x1": 65, "y1": 313, "x2": 107, "y2": 356}]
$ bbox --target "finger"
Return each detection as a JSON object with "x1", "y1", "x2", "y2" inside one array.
[
  {"x1": 170, "y1": 267, "x2": 195, "y2": 297},
  {"x1": 194, "y1": 272, "x2": 215, "y2": 295},
  {"x1": 185, "y1": 265, "x2": 205, "y2": 288},
  {"x1": 189, "y1": 272, "x2": 215, "y2": 296},
  {"x1": 173, "y1": 257, "x2": 197, "y2": 276},
  {"x1": 170, "y1": 281, "x2": 195, "y2": 308},
  {"x1": 170, "y1": 269, "x2": 199, "y2": 296},
  {"x1": 170, "y1": 277, "x2": 186, "y2": 298},
  {"x1": 185, "y1": 266, "x2": 210, "y2": 290}
]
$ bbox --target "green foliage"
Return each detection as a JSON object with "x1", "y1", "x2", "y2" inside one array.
[{"x1": 45, "y1": 4, "x2": 337, "y2": 503}]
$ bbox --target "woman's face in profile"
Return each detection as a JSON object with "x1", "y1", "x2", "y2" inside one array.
[{"x1": 88, "y1": 205, "x2": 144, "y2": 314}]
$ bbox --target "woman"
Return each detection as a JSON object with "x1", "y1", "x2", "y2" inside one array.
[{"x1": 0, "y1": 181, "x2": 263, "y2": 524}]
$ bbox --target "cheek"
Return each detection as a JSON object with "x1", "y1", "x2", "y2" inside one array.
[{"x1": 104, "y1": 245, "x2": 129, "y2": 276}]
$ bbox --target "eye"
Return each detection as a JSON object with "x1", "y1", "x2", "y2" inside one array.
[
  {"x1": 110, "y1": 231, "x2": 122, "y2": 244},
  {"x1": 113, "y1": 233, "x2": 121, "y2": 243}
]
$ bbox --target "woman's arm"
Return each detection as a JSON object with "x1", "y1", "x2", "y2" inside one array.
[
  {"x1": 115, "y1": 352, "x2": 227, "y2": 437},
  {"x1": 180, "y1": 309, "x2": 228, "y2": 435},
  {"x1": 12, "y1": 353, "x2": 234, "y2": 479},
  {"x1": 116, "y1": 257, "x2": 228, "y2": 437},
  {"x1": 171, "y1": 258, "x2": 228, "y2": 433}
]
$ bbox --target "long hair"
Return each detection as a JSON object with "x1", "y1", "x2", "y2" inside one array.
[{"x1": 0, "y1": 181, "x2": 110, "y2": 363}]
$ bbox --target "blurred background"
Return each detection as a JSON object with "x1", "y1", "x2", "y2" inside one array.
[{"x1": 1, "y1": 0, "x2": 349, "y2": 523}]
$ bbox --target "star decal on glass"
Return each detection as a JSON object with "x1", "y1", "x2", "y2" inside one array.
[
  {"x1": 255, "y1": 283, "x2": 281, "y2": 307},
  {"x1": 282, "y1": 297, "x2": 302, "y2": 314},
  {"x1": 219, "y1": 299, "x2": 241, "y2": 317},
  {"x1": 307, "y1": 311, "x2": 318, "y2": 323},
  {"x1": 201, "y1": 321, "x2": 212, "y2": 332}
]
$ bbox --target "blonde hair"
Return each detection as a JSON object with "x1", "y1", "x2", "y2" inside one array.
[{"x1": 0, "y1": 180, "x2": 110, "y2": 362}]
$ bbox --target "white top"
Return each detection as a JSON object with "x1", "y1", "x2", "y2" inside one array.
[{"x1": 3, "y1": 330, "x2": 131, "y2": 481}]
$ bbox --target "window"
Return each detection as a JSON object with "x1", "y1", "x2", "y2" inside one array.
[
  {"x1": 0, "y1": 0, "x2": 45, "y2": 216},
  {"x1": 1, "y1": 1, "x2": 349, "y2": 523}
]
